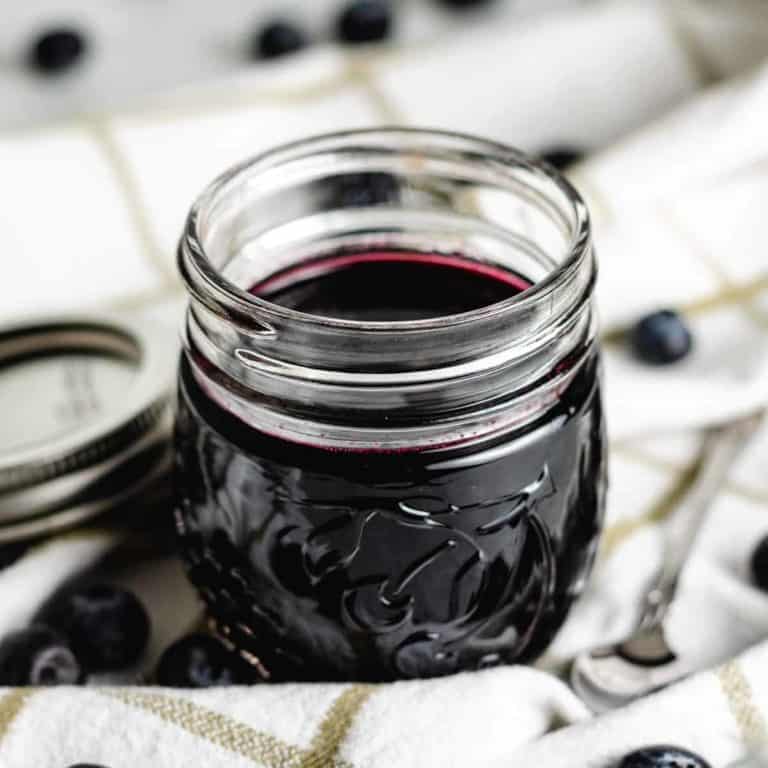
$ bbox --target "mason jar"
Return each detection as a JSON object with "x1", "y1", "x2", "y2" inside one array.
[{"x1": 175, "y1": 128, "x2": 606, "y2": 682}]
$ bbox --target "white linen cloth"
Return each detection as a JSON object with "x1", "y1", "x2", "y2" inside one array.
[
  {"x1": 2, "y1": 0, "x2": 764, "y2": 326},
  {"x1": 2, "y1": 0, "x2": 766, "y2": 130},
  {"x1": 3, "y1": 2, "x2": 768, "y2": 766},
  {"x1": 0, "y1": 0, "x2": 613, "y2": 129},
  {"x1": 0, "y1": 643, "x2": 767, "y2": 767}
]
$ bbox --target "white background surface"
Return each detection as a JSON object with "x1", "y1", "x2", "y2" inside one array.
[{"x1": 0, "y1": 0, "x2": 585, "y2": 127}]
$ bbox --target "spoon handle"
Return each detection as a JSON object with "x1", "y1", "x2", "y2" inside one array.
[{"x1": 638, "y1": 412, "x2": 764, "y2": 628}]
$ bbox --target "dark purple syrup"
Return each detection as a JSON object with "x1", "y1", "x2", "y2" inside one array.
[
  {"x1": 175, "y1": 252, "x2": 605, "y2": 681},
  {"x1": 251, "y1": 251, "x2": 529, "y2": 321}
]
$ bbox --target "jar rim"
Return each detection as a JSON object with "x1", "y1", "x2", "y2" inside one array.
[{"x1": 180, "y1": 127, "x2": 592, "y2": 333}]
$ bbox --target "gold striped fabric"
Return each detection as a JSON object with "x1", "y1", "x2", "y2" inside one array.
[
  {"x1": 0, "y1": 690, "x2": 34, "y2": 746},
  {"x1": 102, "y1": 684, "x2": 375, "y2": 768},
  {"x1": 718, "y1": 661, "x2": 768, "y2": 749}
]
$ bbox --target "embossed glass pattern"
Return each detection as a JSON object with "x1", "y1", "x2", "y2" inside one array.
[{"x1": 175, "y1": 129, "x2": 607, "y2": 681}]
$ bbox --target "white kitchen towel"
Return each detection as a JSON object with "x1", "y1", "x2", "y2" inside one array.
[
  {"x1": 577, "y1": 63, "x2": 768, "y2": 437},
  {"x1": 0, "y1": 641, "x2": 767, "y2": 768},
  {"x1": 513, "y1": 639, "x2": 768, "y2": 768},
  {"x1": 4, "y1": 0, "x2": 767, "y2": 325},
  {"x1": 0, "y1": 0, "x2": 643, "y2": 129},
  {"x1": 0, "y1": 668, "x2": 588, "y2": 768},
  {"x1": 371, "y1": 0, "x2": 702, "y2": 150},
  {"x1": 1, "y1": 2, "x2": 768, "y2": 767}
]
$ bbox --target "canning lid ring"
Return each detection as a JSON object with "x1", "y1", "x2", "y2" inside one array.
[{"x1": 0, "y1": 312, "x2": 176, "y2": 540}]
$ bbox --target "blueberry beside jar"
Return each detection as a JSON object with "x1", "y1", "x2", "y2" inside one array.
[{"x1": 174, "y1": 129, "x2": 607, "y2": 682}]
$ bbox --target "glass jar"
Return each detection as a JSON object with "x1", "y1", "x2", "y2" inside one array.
[{"x1": 175, "y1": 129, "x2": 606, "y2": 682}]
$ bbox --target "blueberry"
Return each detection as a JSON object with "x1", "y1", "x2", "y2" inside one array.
[
  {"x1": 618, "y1": 746, "x2": 711, "y2": 768},
  {"x1": 27, "y1": 27, "x2": 87, "y2": 74},
  {"x1": 327, "y1": 172, "x2": 400, "y2": 208},
  {"x1": 750, "y1": 534, "x2": 768, "y2": 592},
  {"x1": 155, "y1": 634, "x2": 256, "y2": 688},
  {"x1": 40, "y1": 584, "x2": 150, "y2": 672},
  {"x1": 253, "y1": 21, "x2": 307, "y2": 60},
  {"x1": 539, "y1": 146, "x2": 585, "y2": 170},
  {"x1": 0, "y1": 626, "x2": 83, "y2": 686},
  {"x1": 630, "y1": 310, "x2": 693, "y2": 365},
  {"x1": 337, "y1": 1, "x2": 393, "y2": 44}
]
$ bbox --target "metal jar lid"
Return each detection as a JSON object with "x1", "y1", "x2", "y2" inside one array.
[{"x1": 0, "y1": 313, "x2": 177, "y2": 542}]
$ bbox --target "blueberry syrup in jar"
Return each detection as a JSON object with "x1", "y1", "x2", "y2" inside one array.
[{"x1": 175, "y1": 130, "x2": 606, "y2": 682}]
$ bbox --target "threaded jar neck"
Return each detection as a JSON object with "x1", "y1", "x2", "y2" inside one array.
[{"x1": 178, "y1": 128, "x2": 597, "y2": 450}]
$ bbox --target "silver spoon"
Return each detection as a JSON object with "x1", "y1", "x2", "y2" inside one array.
[{"x1": 571, "y1": 412, "x2": 764, "y2": 712}]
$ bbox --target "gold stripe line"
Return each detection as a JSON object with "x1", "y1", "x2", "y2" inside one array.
[
  {"x1": 0, "y1": 689, "x2": 34, "y2": 746},
  {"x1": 82, "y1": 118, "x2": 177, "y2": 289},
  {"x1": 683, "y1": 272, "x2": 768, "y2": 316},
  {"x1": 1, "y1": 72, "x2": 355, "y2": 140},
  {"x1": 601, "y1": 455, "x2": 702, "y2": 557},
  {"x1": 718, "y1": 661, "x2": 768, "y2": 747},
  {"x1": 656, "y1": 204, "x2": 768, "y2": 331},
  {"x1": 300, "y1": 685, "x2": 375, "y2": 768},
  {"x1": 612, "y1": 443, "x2": 768, "y2": 508},
  {"x1": 346, "y1": 61, "x2": 407, "y2": 125},
  {"x1": 104, "y1": 689, "x2": 308, "y2": 767},
  {"x1": 660, "y1": 2, "x2": 722, "y2": 87},
  {"x1": 657, "y1": 204, "x2": 732, "y2": 283},
  {"x1": 129, "y1": 73, "x2": 356, "y2": 127},
  {"x1": 565, "y1": 168, "x2": 616, "y2": 227},
  {"x1": 602, "y1": 272, "x2": 768, "y2": 344}
]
